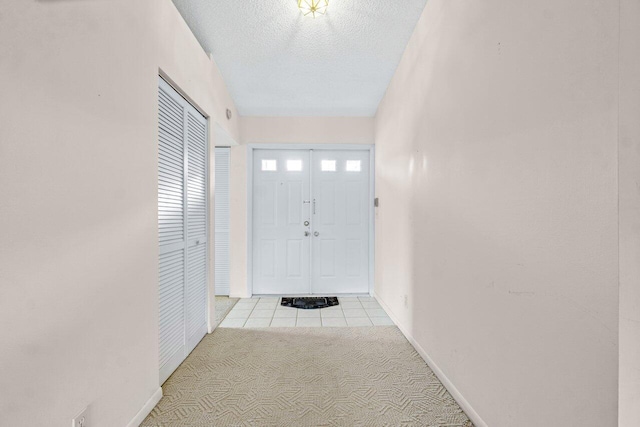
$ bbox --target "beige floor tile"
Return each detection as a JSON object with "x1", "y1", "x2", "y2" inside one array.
[
  {"x1": 244, "y1": 318, "x2": 271, "y2": 328},
  {"x1": 249, "y1": 309, "x2": 275, "y2": 318},
  {"x1": 226, "y1": 309, "x2": 253, "y2": 319},
  {"x1": 340, "y1": 301, "x2": 363, "y2": 309},
  {"x1": 370, "y1": 317, "x2": 394, "y2": 326},
  {"x1": 296, "y1": 318, "x2": 322, "y2": 327},
  {"x1": 218, "y1": 318, "x2": 246, "y2": 328},
  {"x1": 365, "y1": 308, "x2": 388, "y2": 318},
  {"x1": 270, "y1": 318, "x2": 297, "y2": 327},
  {"x1": 273, "y1": 309, "x2": 297, "y2": 318},
  {"x1": 320, "y1": 309, "x2": 345, "y2": 318},
  {"x1": 346, "y1": 317, "x2": 373, "y2": 327},
  {"x1": 321, "y1": 317, "x2": 348, "y2": 327},
  {"x1": 360, "y1": 301, "x2": 381, "y2": 309},
  {"x1": 297, "y1": 309, "x2": 320, "y2": 318},
  {"x1": 255, "y1": 302, "x2": 278, "y2": 310},
  {"x1": 343, "y1": 308, "x2": 367, "y2": 318}
]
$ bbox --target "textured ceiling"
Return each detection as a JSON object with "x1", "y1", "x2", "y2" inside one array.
[{"x1": 171, "y1": 0, "x2": 428, "y2": 117}]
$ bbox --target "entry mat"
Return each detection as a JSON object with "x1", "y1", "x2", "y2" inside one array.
[{"x1": 281, "y1": 296, "x2": 339, "y2": 310}]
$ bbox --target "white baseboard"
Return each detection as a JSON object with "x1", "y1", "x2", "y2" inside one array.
[
  {"x1": 229, "y1": 293, "x2": 250, "y2": 299},
  {"x1": 126, "y1": 387, "x2": 163, "y2": 427},
  {"x1": 374, "y1": 294, "x2": 488, "y2": 427}
]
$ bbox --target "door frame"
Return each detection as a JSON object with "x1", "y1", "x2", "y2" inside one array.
[{"x1": 247, "y1": 144, "x2": 375, "y2": 297}]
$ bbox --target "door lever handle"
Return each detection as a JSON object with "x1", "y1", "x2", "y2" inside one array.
[
  {"x1": 304, "y1": 231, "x2": 310, "y2": 237},
  {"x1": 314, "y1": 231, "x2": 319, "y2": 237}
]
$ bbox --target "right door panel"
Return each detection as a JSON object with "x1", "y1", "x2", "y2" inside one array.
[{"x1": 311, "y1": 150, "x2": 370, "y2": 294}]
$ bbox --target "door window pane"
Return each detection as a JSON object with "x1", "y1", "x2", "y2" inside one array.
[
  {"x1": 261, "y1": 159, "x2": 277, "y2": 171},
  {"x1": 287, "y1": 159, "x2": 303, "y2": 171},
  {"x1": 321, "y1": 160, "x2": 336, "y2": 172},
  {"x1": 346, "y1": 160, "x2": 361, "y2": 172}
]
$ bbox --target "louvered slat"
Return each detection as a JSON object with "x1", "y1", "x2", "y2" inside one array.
[
  {"x1": 187, "y1": 112, "x2": 207, "y2": 240},
  {"x1": 158, "y1": 77, "x2": 208, "y2": 384},
  {"x1": 186, "y1": 243, "x2": 207, "y2": 342},
  {"x1": 158, "y1": 79, "x2": 187, "y2": 383},
  {"x1": 185, "y1": 109, "x2": 208, "y2": 352},
  {"x1": 214, "y1": 147, "x2": 231, "y2": 295},
  {"x1": 158, "y1": 87, "x2": 184, "y2": 247},
  {"x1": 158, "y1": 250, "x2": 184, "y2": 366}
]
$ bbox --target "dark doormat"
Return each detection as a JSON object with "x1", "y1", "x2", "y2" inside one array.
[{"x1": 281, "y1": 296, "x2": 339, "y2": 309}]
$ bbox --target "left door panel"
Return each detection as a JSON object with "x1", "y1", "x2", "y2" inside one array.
[
  {"x1": 158, "y1": 78, "x2": 208, "y2": 384},
  {"x1": 252, "y1": 150, "x2": 311, "y2": 294}
]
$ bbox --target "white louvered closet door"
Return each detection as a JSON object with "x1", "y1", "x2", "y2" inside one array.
[
  {"x1": 185, "y1": 111, "x2": 208, "y2": 355},
  {"x1": 214, "y1": 147, "x2": 230, "y2": 295},
  {"x1": 158, "y1": 77, "x2": 208, "y2": 384}
]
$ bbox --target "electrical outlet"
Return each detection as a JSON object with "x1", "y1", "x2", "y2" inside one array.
[{"x1": 72, "y1": 407, "x2": 89, "y2": 427}]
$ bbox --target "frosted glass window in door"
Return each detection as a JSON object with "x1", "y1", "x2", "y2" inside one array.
[
  {"x1": 346, "y1": 160, "x2": 361, "y2": 172},
  {"x1": 321, "y1": 160, "x2": 336, "y2": 172},
  {"x1": 287, "y1": 159, "x2": 303, "y2": 171},
  {"x1": 261, "y1": 159, "x2": 277, "y2": 171}
]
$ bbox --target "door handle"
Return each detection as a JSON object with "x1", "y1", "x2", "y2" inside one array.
[
  {"x1": 314, "y1": 231, "x2": 319, "y2": 237},
  {"x1": 304, "y1": 231, "x2": 310, "y2": 237}
]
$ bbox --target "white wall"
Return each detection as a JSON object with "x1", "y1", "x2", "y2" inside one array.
[
  {"x1": 374, "y1": 1, "x2": 619, "y2": 426},
  {"x1": 0, "y1": 1, "x2": 239, "y2": 426},
  {"x1": 618, "y1": 0, "x2": 640, "y2": 424},
  {"x1": 229, "y1": 117, "x2": 374, "y2": 297}
]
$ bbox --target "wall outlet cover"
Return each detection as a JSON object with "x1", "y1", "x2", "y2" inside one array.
[{"x1": 72, "y1": 406, "x2": 89, "y2": 427}]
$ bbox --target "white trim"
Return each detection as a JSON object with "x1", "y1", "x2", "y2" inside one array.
[
  {"x1": 246, "y1": 145, "x2": 254, "y2": 296},
  {"x1": 309, "y1": 149, "x2": 315, "y2": 294},
  {"x1": 247, "y1": 143, "x2": 373, "y2": 150},
  {"x1": 246, "y1": 144, "x2": 375, "y2": 297},
  {"x1": 368, "y1": 147, "x2": 375, "y2": 296},
  {"x1": 374, "y1": 294, "x2": 488, "y2": 427},
  {"x1": 126, "y1": 387, "x2": 162, "y2": 427}
]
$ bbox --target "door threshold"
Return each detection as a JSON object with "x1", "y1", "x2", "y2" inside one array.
[{"x1": 251, "y1": 293, "x2": 372, "y2": 298}]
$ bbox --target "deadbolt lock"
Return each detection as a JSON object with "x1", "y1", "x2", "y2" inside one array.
[{"x1": 304, "y1": 221, "x2": 310, "y2": 226}]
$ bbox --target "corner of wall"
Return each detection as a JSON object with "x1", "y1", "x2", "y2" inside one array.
[
  {"x1": 374, "y1": 294, "x2": 488, "y2": 427},
  {"x1": 126, "y1": 387, "x2": 163, "y2": 427}
]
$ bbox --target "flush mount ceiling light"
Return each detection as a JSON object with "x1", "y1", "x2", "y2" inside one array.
[{"x1": 298, "y1": 0, "x2": 329, "y2": 18}]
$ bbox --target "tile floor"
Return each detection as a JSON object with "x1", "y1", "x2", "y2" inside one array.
[{"x1": 218, "y1": 296, "x2": 395, "y2": 328}]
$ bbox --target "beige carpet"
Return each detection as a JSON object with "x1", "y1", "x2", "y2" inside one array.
[
  {"x1": 213, "y1": 296, "x2": 239, "y2": 327},
  {"x1": 142, "y1": 327, "x2": 473, "y2": 427}
]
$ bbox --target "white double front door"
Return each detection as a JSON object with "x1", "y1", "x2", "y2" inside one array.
[{"x1": 252, "y1": 149, "x2": 371, "y2": 295}]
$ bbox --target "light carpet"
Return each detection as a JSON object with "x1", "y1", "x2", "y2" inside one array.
[{"x1": 142, "y1": 326, "x2": 473, "y2": 427}]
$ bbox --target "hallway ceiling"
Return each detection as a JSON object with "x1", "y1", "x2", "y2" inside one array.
[{"x1": 171, "y1": 0, "x2": 428, "y2": 117}]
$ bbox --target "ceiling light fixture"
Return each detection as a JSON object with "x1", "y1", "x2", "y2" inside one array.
[{"x1": 298, "y1": 0, "x2": 329, "y2": 18}]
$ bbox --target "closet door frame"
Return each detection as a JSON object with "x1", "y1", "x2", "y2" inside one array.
[
  {"x1": 246, "y1": 143, "x2": 375, "y2": 297},
  {"x1": 158, "y1": 76, "x2": 210, "y2": 385}
]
